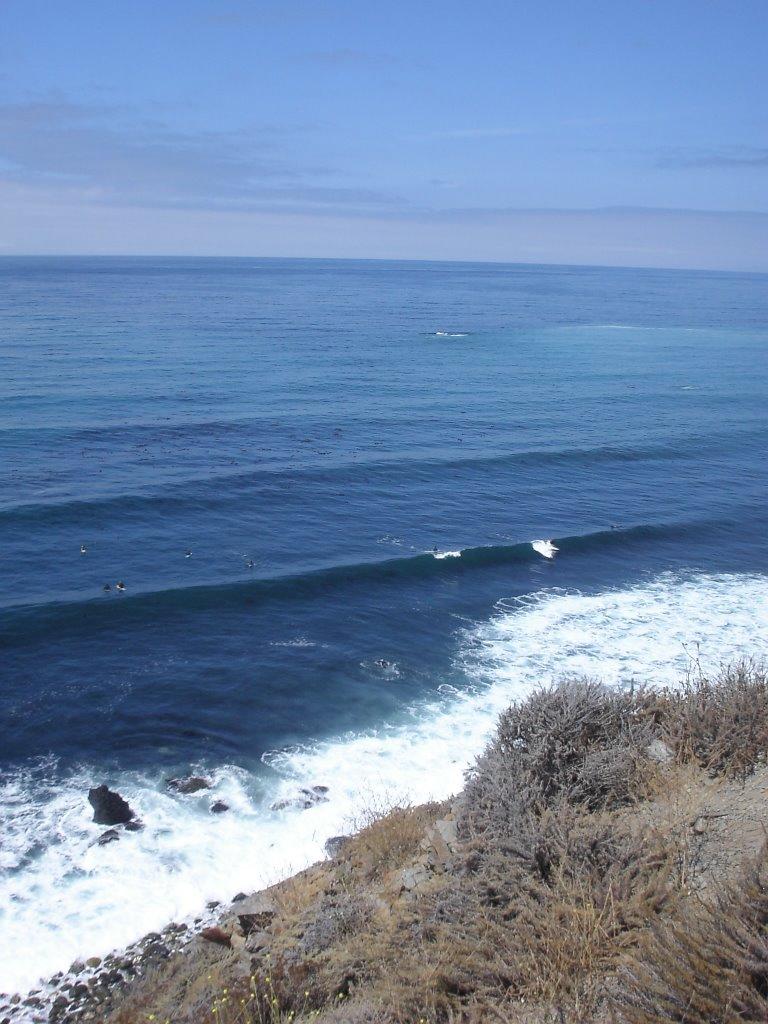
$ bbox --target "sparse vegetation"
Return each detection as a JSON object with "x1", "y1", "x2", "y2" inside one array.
[
  {"x1": 105, "y1": 660, "x2": 768, "y2": 1024},
  {"x1": 655, "y1": 658, "x2": 768, "y2": 779},
  {"x1": 615, "y1": 842, "x2": 768, "y2": 1023}
]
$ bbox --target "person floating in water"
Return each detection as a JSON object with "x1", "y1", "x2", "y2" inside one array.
[
  {"x1": 116, "y1": 581, "x2": 126, "y2": 592},
  {"x1": 246, "y1": 559, "x2": 255, "y2": 569},
  {"x1": 185, "y1": 549, "x2": 192, "y2": 558},
  {"x1": 80, "y1": 544, "x2": 87, "y2": 555}
]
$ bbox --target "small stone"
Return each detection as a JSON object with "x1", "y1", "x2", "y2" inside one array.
[
  {"x1": 245, "y1": 929, "x2": 270, "y2": 953},
  {"x1": 205, "y1": 901, "x2": 220, "y2": 911},
  {"x1": 433, "y1": 818, "x2": 459, "y2": 849},
  {"x1": 69, "y1": 961, "x2": 86, "y2": 975},
  {"x1": 231, "y1": 893, "x2": 276, "y2": 933},
  {"x1": 85, "y1": 957, "x2": 101, "y2": 969},
  {"x1": 401, "y1": 864, "x2": 430, "y2": 891},
  {"x1": 124, "y1": 820, "x2": 144, "y2": 832},
  {"x1": 324, "y1": 835, "x2": 350, "y2": 857},
  {"x1": 97, "y1": 829, "x2": 120, "y2": 846},
  {"x1": 232, "y1": 892, "x2": 247, "y2": 902},
  {"x1": 200, "y1": 926, "x2": 231, "y2": 948},
  {"x1": 210, "y1": 801, "x2": 229, "y2": 814},
  {"x1": 646, "y1": 739, "x2": 674, "y2": 764}
]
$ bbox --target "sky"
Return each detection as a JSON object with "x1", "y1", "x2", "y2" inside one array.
[{"x1": 0, "y1": 0, "x2": 766, "y2": 269}]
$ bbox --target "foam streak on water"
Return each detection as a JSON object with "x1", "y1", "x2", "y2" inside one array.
[{"x1": 1, "y1": 571, "x2": 767, "y2": 993}]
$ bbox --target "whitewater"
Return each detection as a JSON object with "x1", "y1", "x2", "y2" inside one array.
[{"x1": 3, "y1": 570, "x2": 767, "y2": 993}]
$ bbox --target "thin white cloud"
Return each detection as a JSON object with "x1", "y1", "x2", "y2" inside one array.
[{"x1": 0, "y1": 100, "x2": 402, "y2": 213}]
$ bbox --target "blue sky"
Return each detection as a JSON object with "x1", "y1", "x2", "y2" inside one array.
[{"x1": 0, "y1": 0, "x2": 766, "y2": 268}]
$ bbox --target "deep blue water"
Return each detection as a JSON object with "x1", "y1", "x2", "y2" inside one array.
[{"x1": 1, "y1": 257, "x2": 768, "y2": 990}]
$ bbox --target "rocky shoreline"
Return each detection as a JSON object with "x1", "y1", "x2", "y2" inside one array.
[
  {"x1": 0, "y1": 789, "x2": 464, "y2": 1024},
  {"x1": 0, "y1": 779, "x2": 338, "y2": 1024},
  {"x1": 1, "y1": 916, "x2": 192, "y2": 1024}
]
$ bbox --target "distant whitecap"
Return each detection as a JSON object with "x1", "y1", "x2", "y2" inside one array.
[{"x1": 531, "y1": 539, "x2": 558, "y2": 559}]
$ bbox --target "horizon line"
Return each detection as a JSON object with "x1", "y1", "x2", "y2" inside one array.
[{"x1": 1, "y1": 253, "x2": 767, "y2": 277}]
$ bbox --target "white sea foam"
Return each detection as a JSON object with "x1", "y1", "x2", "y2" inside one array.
[
  {"x1": 2, "y1": 571, "x2": 767, "y2": 994},
  {"x1": 433, "y1": 549, "x2": 462, "y2": 559},
  {"x1": 433, "y1": 332, "x2": 468, "y2": 337},
  {"x1": 531, "y1": 539, "x2": 558, "y2": 558}
]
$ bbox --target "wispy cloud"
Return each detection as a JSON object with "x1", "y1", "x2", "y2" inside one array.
[
  {"x1": 0, "y1": 99, "x2": 402, "y2": 213},
  {"x1": 658, "y1": 146, "x2": 768, "y2": 169}
]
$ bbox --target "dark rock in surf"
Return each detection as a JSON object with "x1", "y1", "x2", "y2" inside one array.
[
  {"x1": 124, "y1": 819, "x2": 144, "y2": 831},
  {"x1": 97, "y1": 830, "x2": 120, "y2": 846},
  {"x1": 166, "y1": 775, "x2": 211, "y2": 795},
  {"x1": 88, "y1": 786, "x2": 135, "y2": 826},
  {"x1": 270, "y1": 785, "x2": 330, "y2": 812},
  {"x1": 210, "y1": 801, "x2": 229, "y2": 814}
]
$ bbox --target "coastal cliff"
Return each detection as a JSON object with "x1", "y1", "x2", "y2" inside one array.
[{"x1": 6, "y1": 661, "x2": 768, "y2": 1024}]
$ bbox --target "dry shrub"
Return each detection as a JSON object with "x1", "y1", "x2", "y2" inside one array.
[
  {"x1": 343, "y1": 804, "x2": 677, "y2": 1023},
  {"x1": 296, "y1": 885, "x2": 375, "y2": 956},
  {"x1": 463, "y1": 679, "x2": 657, "y2": 842},
  {"x1": 614, "y1": 841, "x2": 768, "y2": 1023},
  {"x1": 434, "y1": 813, "x2": 671, "y2": 1017},
  {"x1": 206, "y1": 969, "x2": 322, "y2": 1024},
  {"x1": 346, "y1": 800, "x2": 444, "y2": 881},
  {"x1": 656, "y1": 658, "x2": 768, "y2": 778}
]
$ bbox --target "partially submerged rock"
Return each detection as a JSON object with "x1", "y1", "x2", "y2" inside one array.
[
  {"x1": 270, "y1": 785, "x2": 330, "y2": 812},
  {"x1": 210, "y1": 800, "x2": 229, "y2": 814},
  {"x1": 97, "y1": 829, "x2": 120, "y2": 846},
  {"x1": 166, "y1": 775, "x2": 211, "y2": 795},
  {"x1": 88, "y1": 785, "x2": 135, "y2": 825}
]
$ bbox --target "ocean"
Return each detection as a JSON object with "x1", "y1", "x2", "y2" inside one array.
[{"x1": 2, "y1": 256, "x2": 768, "y2": 993}]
